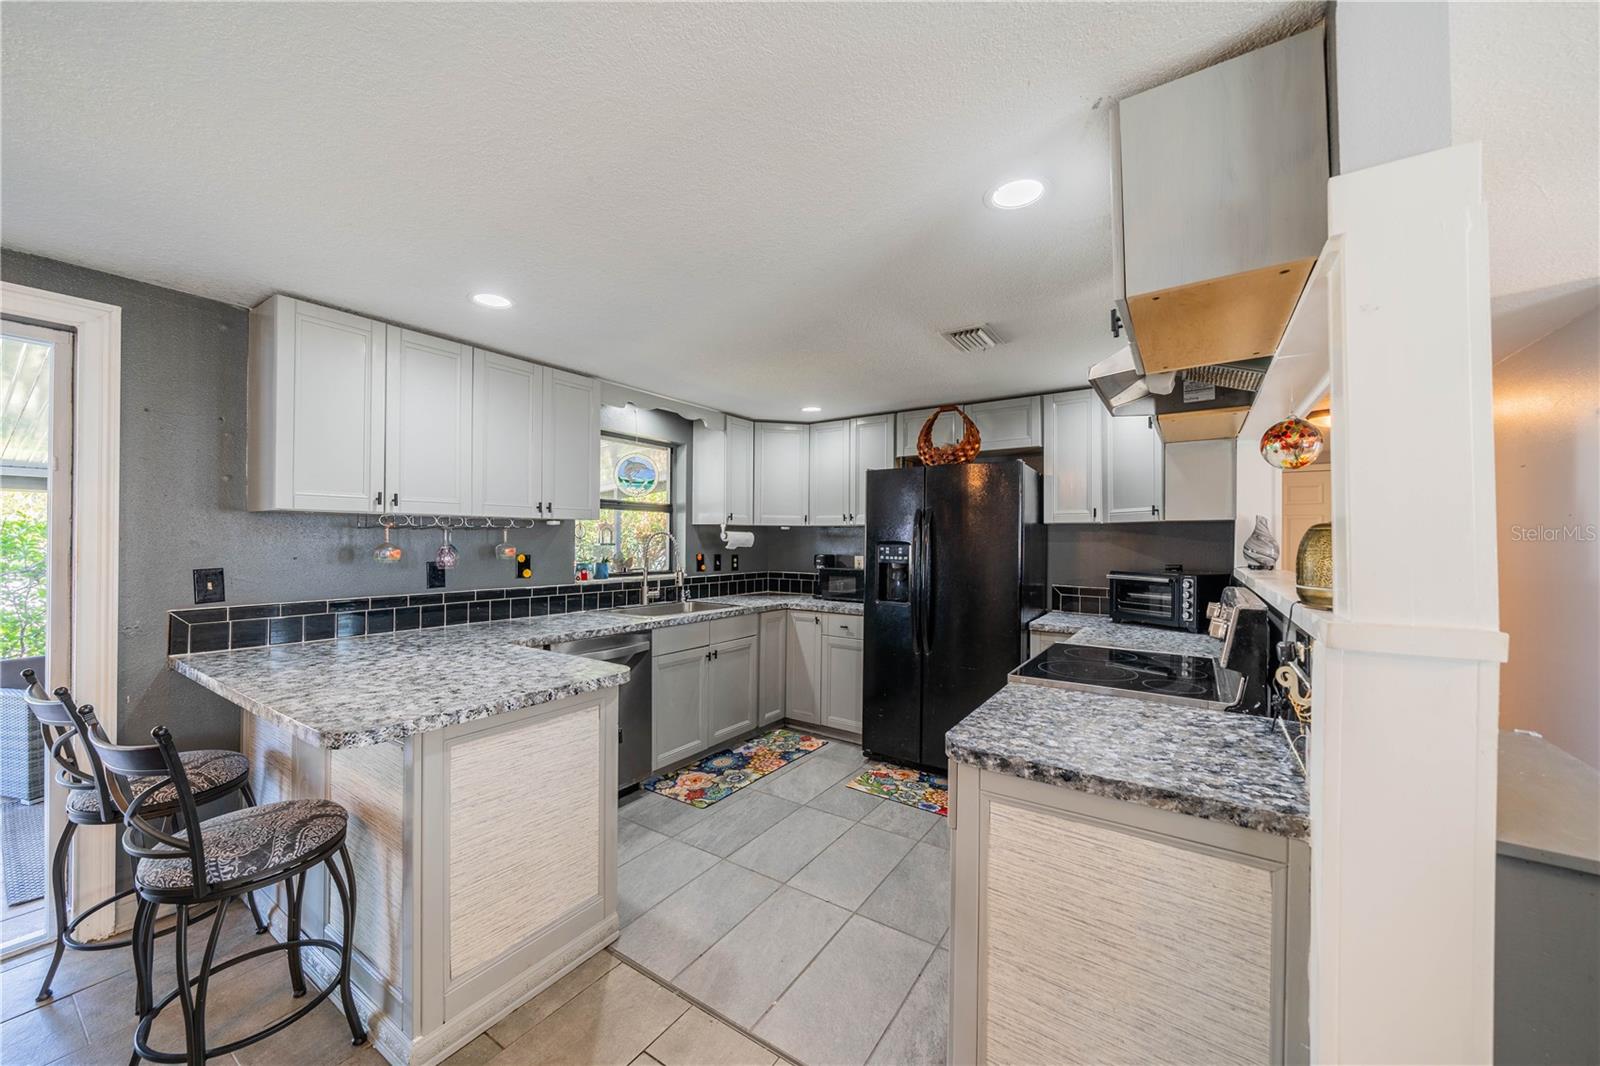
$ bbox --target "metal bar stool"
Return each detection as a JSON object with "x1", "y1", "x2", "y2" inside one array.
[
  {"x1": 19, "y1": 671, "x2": 268, "y2": 1003},
  {"x1": 87, "y1": 721, "x2": 366, "y2": 1065}
]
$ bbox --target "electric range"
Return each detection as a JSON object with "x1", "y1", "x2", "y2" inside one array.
[{"x1": 1009, "y1": 641, "x2": 1243, "y2": 711}]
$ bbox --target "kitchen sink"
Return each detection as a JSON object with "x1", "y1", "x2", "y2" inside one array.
[{"x1": 615, "y1": 599, "x2": 735, "y2": 617}]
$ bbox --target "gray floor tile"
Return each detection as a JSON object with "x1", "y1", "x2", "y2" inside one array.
[
  {"x1": 939, "y1": 926, "x2": 950, "y2": 950},
  {"x1": 488, "y1": 950, "x2": 620, "y2": 1047},
  {"x1": 804, "y1": 780, "x2": 882, "y2": 821},
  {"x1": 674, "y1": 887, "x2": 850, "y2": 1029},
  {"x1": 857, "y1": 843, "x2": 950, "y2": 945},
  {"x1": 619, "y1": 792, "x2": 707, "y2": 838},
  {"x1": 619, "y1": 819, "x2": 672, "y2": 866},
  {"x1": 867, "y1": 948, "x2": 949, "y2": 1066},
  {"x1": 619, "y1": 840, "x2": 720, "y2": 926},
  {"x1": 860, "y1": 799, "x2": 942, "y2": 840},
  {"x1": 647, "y1": 1006, "x2": 777, "y2": 1066},
  {"x1": 2, "y1": 996, "x2": 87, "y2": 1064},
  {"x1": 754, "y1": 915, "x2": 934, "y2": 1066},
  {"x1": 921, "y1": 817, "x2": 950, "y2": 850},
  {"x1": 752, "y1": 756, "x2": 860, "y2": 805},
  {"x1": 674, "y1": 792, "x2": 798, "y2": 858},
  {"x1": 615, "y1": 862, "x2": 780, "y2": 980},
  {"x1": 726, "y1": 807, "x2": 853, "y2": 883},
  {"x1": 787, "y1": 824, "x2": 915, "y2": 910},
  {"x1": 488, "y1": 963, "x2": 688, "y2": 1066}
]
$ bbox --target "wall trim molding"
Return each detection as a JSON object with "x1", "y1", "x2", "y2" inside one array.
[{"x1": 2, "y1": 281, "x2": 123, "y2": 942}]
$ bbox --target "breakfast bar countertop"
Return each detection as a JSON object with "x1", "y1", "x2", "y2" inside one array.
[
  {"x1": 171, "y1": 594, "x2": 861, "y2": 749},
  {"x1": 946, "y1": 681, "x2": 1309, "y2": 838}
]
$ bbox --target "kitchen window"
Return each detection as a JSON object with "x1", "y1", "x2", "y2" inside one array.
[{"x1": 573, "y1": 435, "x2": 675, "y2": 575}]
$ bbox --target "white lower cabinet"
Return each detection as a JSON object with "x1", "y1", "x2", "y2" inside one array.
[
  {"x1": 784, "y1": 611, "x2": 824, "y2": 724},
  {"x1": 651, "y1": 616, "x2": 759, "y2": 769},
  {"x1": 707, "y1": 636, "x2": 758, "y2": 744},
  {"x1": 651, "y1": 645, "x2": 709, "y2": 770},
  {"x1": 758, "y1": 611, "x2": 787, "y2": 725},
  {"x1": 821, "y1": 633, "x2": 863, "y2": 733}
]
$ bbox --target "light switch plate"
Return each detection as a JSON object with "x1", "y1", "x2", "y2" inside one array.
[
  {"x1": 193, "y1": 568, "x2": 225, "y2": 604},
  {"x1": 427, "y1": 563, "x2": 447, "y2": 589}
]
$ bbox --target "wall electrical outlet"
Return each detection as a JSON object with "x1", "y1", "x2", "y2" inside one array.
[
  {"x1": 731, "y1": 553, "x2": 740, "y2": 571},
  {"x1": 427, "y1": 563, "x2": 447, "y2": 589},
  {"x1": 713, "y1": 553, "x2": 722, "y2": 572},
  {"x1": 513, "y1": 553, "x2": 532, "y2": 581},
  {"x1": 193, "y1": 568, "x2": 225, "y2": 604}
]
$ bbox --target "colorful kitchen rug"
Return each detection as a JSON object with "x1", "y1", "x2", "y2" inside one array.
[
  {"x1": 847, "y1": 762, "x2": 949, "y2": 817},
  {"x1": 645, "y1": 728, "x2": 829, "y2": 808}
]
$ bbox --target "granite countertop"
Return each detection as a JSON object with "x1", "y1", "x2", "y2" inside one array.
[
  {"x1": 171, "y1": 594, "x2": 860, "y2": 749},
  {"x1": 1030, "y1": 611, "x2": 1224, "y2": 659},
  {"x1": 947, "y1": 682, "x2": 1309, "y2": 838}
]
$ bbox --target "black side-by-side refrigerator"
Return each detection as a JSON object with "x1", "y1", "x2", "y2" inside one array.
[{"x1": 862, "y1": 460, "x2": 1046, "y2": 770}]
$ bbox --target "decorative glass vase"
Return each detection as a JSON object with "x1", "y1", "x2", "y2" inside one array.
[
  {"x1": 1295, "y1": 522, "x2": 1334, "y2": 608},
  {"x1": 1242, "y1": 515, "x2": 1279, "y2": 570}
]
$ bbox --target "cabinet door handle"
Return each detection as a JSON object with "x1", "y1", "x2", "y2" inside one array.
[
  {"x1": 537, "y1": 502, "x2": 544, "y2": 514},
  {"x1": 374, "y1": 492, "x2": 381, "y2": 506},
  {"x1": 547, "y1": 501, "x2": 553, "y2": 514},
  {"x1": 712, "y1": 648, "x2": 719, "y2": 660},
  {"x1": 391, "y1": 493, "x2": 398, "y2": 507},
  {"x1": 1151, "y1": 504, "x2": 1158, "y2": 516}
]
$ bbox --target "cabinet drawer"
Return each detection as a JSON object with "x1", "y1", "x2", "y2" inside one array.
[
  {"x1": 653, "y1": 621, "x2": 710, "y2": 656},
  {"x1": 824, "y1": 615, "x2": 863, "y2": 640},
  {"x1": 709, "y1": 613, "x2": 759, "y2": 644}
]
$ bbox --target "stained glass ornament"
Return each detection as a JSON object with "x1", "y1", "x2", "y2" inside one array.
[
  {"x1": 1260, "y1": 415, "x2": 1323, "y2": 470},
  {"x1": 372, "y1": 525, "x2": 403, "y2": 564}
]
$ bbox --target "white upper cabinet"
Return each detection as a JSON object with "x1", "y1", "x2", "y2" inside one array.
[
  {"x1": 1162, "y1": 439, "x2": 1235, "y2": 521},
  {"x1": 725, "y1": 416, "x2": 755, "y2": 525},
  {"x1": 385, "y1": 328, "x2": 474, "y2": 515},
  {"x1": 472, "y1": 349, "x2": 544, "y2": 519},
  {"x1": 968, "y1": 396, "x2": 1042, "y2": 451},
  {"x1": 693, "y1": 415, "x2": 756, "y2": 526},
  {"x1": 848, "y1": 414, "x2": 894, "y2": 524},
  {"x1": 1103, "y1": 412, "x2": 1165, "y2": 522},
  {"x1": 808, "y1": 419, "x2": 853, "y2": 525},
  {"x1": 541, "y1": 368, "x2": 601, "y2": 520},
  {"x1": 248, "y1": 295, "x2": 600, "y2": 519},
  {"x1": 692, "y1": 419, "x2": 729, "y2": 525},
  {"x1": 1042, "y1": 390, "x2": 1105, "y2": 524},
  {"x1": 754, "y1": 423, "x2": 810, "y2": 525},
  {"x1": 248, "y1": 296, "x2": 387, "y2": 513},
  {"x1": 895, "y1": 397, "x2": 1041, "y2": 457}
]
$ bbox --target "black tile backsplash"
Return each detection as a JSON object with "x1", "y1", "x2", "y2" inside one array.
[{"x1": 167, "y1": 572, "x2": 806, "y2": 653}]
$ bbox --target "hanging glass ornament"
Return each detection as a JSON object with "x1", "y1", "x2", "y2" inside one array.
[
  {"x1": 495, "y1": 525, "x2": 519, "y2": 561},
  {"x1": 1260, "y1": 414, "x2": 1323, "y2": 470},
  {"x1": 435, "y1": 526, "x2": 459, "y2": 570},
  {"x1": 372, "y1": 525, "x2": 404, "y2": 564}
]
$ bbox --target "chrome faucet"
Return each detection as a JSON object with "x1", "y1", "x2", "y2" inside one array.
[{"x1": 639, "y1": 530, "x2": 684, "y2": 604}]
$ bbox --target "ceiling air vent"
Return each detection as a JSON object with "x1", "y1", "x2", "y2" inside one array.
[{"x1": 942, "y1": 326, "x2": 998, "y2": 353}]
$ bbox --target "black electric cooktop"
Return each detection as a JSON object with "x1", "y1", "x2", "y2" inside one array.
[{"x1": 1010, "y1": 642, "x2": 1240, "y2": 710}]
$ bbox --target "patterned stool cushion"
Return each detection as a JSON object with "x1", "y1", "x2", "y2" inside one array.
[
  {"x1": 136, "y1": 798, "x2": 347, "y2": 891},
  {"x1": 66, "y1": 749, "x2": 249, "y2": 817}
]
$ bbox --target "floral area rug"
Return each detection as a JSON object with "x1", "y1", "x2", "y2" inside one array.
[
  {"x1": 847, "y1": 762, "x2": 949, "y2": 817},
  {"x1": 645, "y1": 728, "x2": 828, "y2": 808}
]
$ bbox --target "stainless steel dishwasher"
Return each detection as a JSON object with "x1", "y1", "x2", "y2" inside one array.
[{"x1": 549, "y1": 633, "x2": 652, "y2": 788}]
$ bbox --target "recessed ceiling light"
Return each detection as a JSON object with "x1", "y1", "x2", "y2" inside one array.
[
  {"x1": 471, "y1": 293, "x2": 514, "y2": 309},
  {"x1": 987, "y1": 178, "x2": 1046, "y2": 210},
  {"x1": 801, "y1": 406, "x2": 821, "y2": 413}
]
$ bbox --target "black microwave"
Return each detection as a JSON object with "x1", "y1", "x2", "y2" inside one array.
[
  {"x1": 1107, "y1": 570, "x2": 1231, "y2": 632},
  {"x1": 814, "y1": 554, "x2": 865, "y2": 602}
]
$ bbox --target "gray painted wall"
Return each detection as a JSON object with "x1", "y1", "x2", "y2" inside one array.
[
  {"x1": 1327, "y1": 1, "x2": 1453, "y2": 174},
  {"x1": 1048, "y1": 521, "x2": 1234, "y2": 586}
]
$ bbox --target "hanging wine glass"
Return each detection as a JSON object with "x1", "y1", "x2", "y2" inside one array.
[
  {"x1": 435, "y1": 525, "x2": 459, "y2": 570},
  {"x1": 495, "y1": 524, "x2": 519, "y2": 561},
  {"x1": 372, "y1": 524, "x2": 404, "y2": 564}
]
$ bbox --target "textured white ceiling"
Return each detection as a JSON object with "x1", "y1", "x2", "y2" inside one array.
[
  {"x1": 0, "y1": 1, "x2": 1322, "y2": 420},
  {"x1": 1449, "y1": 1, "x2": 1600, "y2": 358}
]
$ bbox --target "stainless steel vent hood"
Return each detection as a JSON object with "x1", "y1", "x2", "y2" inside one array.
[{"x1": 1095, "y1": 24, "x2": 1329, "y2": 439}]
